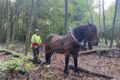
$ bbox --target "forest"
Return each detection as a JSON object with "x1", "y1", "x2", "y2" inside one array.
[{"x1": 0, "y1": 0, "x2": 120, "y2": 80}]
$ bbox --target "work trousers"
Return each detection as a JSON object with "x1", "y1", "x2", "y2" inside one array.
[{"x1": 32, "y1": 47, "x2": 39, "y2": 63}]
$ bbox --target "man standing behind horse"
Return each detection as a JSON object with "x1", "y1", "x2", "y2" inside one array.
[{"x1": 31, "y1": 29, "x2": 42, "y2": 64}]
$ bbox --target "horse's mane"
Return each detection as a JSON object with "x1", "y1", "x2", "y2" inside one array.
[
  {"x1": 73, "y1": 23, "x2": 97, "y2": 42},
  {"x1": 73, "y1": 24, "x2": 86, "y2": 42}
]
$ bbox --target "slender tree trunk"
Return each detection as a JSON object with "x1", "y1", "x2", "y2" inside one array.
[
  {"x1": 64, "y1": 0, "x2": 68, "y2": 34},
  {"x1": 25, "y1": 16, "x2": 31, "y2": 55},
  {"x1": 98, "y1": 0, "x2": 101, "y2": 42},
  {"x1": 115, "y1": 0, "x2": 120, "y2": 41},
  {"x1": 6, "y1": 0, "x2": 10, "y2": 49},
  {"x1": 25, "y1": 0, "x2": 35, "y2": 55},
  {"x1": 110, "y1": 0, "x2": 119, "y2": 48},
  {"x1": 87, "y1": 0, "x2": 94, "y2": 23},
  {"x1": 102, "y1": 0, "x2": 108, "y2": 45},
  {"x1": 98, "y1": 0, "x2": 101, "y2": 32},
  {"x1": 11, "y1": 0, "x2": 20, "y2": 43},
  {"x1": 115, "y1": 5, "x2": 119, "y2": 41},
  {"x1": 117, "y1": 1, "x2": 120, "y2": 40},
  {"x1": 33, "y1": 0, "x2": 39, "y2": 29}
]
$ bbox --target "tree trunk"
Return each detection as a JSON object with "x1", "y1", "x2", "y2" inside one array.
[
  {"x1": 87, "y1": 0, "x2": 94, "y2": 23},
  {"x1": 25, "y1": 16, "x2": 31, "y2": 55},
  {"x1": 6, "y1": 0, "x2": 10, "y2": 49},
  {"x1": 110, "y1": 0, "x2": 119, "y2": 48},
  {"x1": 102, "y1": 0, "x2": 108, "y2": 45},
  {"x1": 115, "y1": 0, "x2": 120, "y2": 41},
  {"x1": 98, "y1": 0, "x2": 101, "y2": 32},
  {"x1": 11, "y1": 0, "x2": 20, "y2": 43},
  {"x1": 25, "y1": 0, "x2": 35, "y2": 55},
  {"x1": 64, "y1": 0, "x2": 68, "y2": 34},
  {"x1": 98, "y1": 0, "x2": 102, "y2": 43}
]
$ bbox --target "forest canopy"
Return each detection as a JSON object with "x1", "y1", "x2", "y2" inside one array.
[{"x1": 0, "y1": 0, "x2": 119, "y2": 47}]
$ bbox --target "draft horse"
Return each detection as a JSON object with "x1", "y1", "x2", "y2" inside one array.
[
  {"x1": 80, "y1": 38, "x2": 99, "y2": 51},
  {"x1": 44, "y1": 23, "x2": 98, "y2": 75}
]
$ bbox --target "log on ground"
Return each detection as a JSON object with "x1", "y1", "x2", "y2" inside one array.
[
  {"x1": 0, "y1": 49, "x2": 19, "y2": 57},
  {"x1": 79, "y1": 48, "x2": 120, "y2": 56},
  {"x1": 69, "y1": 65, "x2": 113, "y2": 79}
]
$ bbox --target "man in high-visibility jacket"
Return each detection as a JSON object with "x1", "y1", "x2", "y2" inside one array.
[{"x1": 31, "y1": 29, "x2": 42, "y2": 64}]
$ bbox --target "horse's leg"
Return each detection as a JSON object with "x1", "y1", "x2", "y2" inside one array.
[
  {"x1": 64, "y1": 52, "x2": 70, "y2": 75},
  {"x1": 72, "y1": 49, "x2": 80, "y2": 75},
  {"x1": 45, "y1": 46, "x2": 53, "y2": 65},
  {"x1": 88, "y1": 40, "x2": 93, "y2": 50},
  {"x1": 83, "y1": 40, "x2": 87, "y2": 51}
]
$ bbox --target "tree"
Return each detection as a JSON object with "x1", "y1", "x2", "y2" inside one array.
[
  {"x1": 86, "y1": 0, "x2": 94, "y2": 23},
  {"x1": 110, "y1": 0, "x2": 119, "y2": 48},
  {"x1": 98, "y1": 0, "x2": 101, "y2": 32},
  {"x1": 102, "y1": 0, "x2": 108, "y2": 45},
  {"x1": 25, "y1": 0, "x2": 35, "y2": 55},
  {"x1": 64, "y1": 0, "x2": 68, "y2": 34},
  {"x1": 6, "y1": 0, "x2": 11, "y2": 48},
  {"x1": 11, "y1": 0, "x2": 20, "y2": 43}
]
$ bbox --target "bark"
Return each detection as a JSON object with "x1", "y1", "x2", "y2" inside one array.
[
  {"x1": 6, "y1": 0, "x2": 11, "y2": 49},
  {"x1": 64, "y1": 0, "x2": 68, "y2": 34},
  {"x1": 115, "y1": 0, "x2": 120, "y2": 41},
  {"x1": 79, "y1": 48, "x2": 120, "y2": 55},
  {"x1": 0, "y1": 49, "x2": 19, "y2": 57},
  {"x1": 110, "y1": 0, "x2": 119, "y2": 48},
  {"x1": 11, "y1": 0, "x2": 20, "y2": 43},
  {"x1": 86, "y1": 0, "x2": 94, "y2": 23},
  {"x1": 102, "y1": 0, "x2": 108, "y2": 45},
  {"x1": 25, "y1": 17, "x2": 31, "y2": 55},
  {"x1": 25, "y1": 0, "x2": 35, "y2": 55},
  {"x1": 98, "y1": 0, "x2": 101, "y2": 33}
]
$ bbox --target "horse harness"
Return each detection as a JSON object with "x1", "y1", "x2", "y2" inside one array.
[{"x1": 49, "y1": 31, "x2": 80, "y2": 51}]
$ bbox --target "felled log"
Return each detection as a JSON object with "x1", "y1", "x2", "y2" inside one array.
[
  {"x1": 79, "y1": 48, "x2": 120, "y2": 56},
  {"x1": 116, "y1": 40, "x2": 120, "y2": 48},
  {"x1": 0, "y1": 49, "x2": 19, "y2": 57},
  {"x1": 69, "y1": 65, "x2": 113, "y2": 79}
]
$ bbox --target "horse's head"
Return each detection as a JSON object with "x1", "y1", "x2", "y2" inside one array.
[{"x1": 84, "y1": 23, "x2": 99, "y2": 46}]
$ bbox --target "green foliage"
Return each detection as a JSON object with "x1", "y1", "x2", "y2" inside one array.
[
  {"x1": 0, "y1": 0, "x2": 119, "y2": 43},
  {"x1": 68, "y1": 0, "x2": 90, "y2": 27},
  {"x1": 0, "y1": 0, "x2": 94, "y2": 42},
  {"x1": 0, "y1": 54, "x2": 35, "y2": 77}
]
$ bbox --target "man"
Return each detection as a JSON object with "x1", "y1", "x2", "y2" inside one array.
[{"x1": 31, "y1": 29, "x2": 42, "y2": 64}]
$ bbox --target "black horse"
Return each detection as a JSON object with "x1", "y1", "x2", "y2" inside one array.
[
  {"x1": 80, "y1": 38, "x2": 98, "y2": 51},
  {"x1": 44, "y1": 23, "x2": 98, "y2": 75}
]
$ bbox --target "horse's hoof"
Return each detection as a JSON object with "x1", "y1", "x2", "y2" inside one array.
[
  {"x1": 64, "y1": 69, "x2": 69, "y2": 75},
  {"x1": 75, "y1": 72, "x2": 82, "y2": 76},
  {"x1": 74, "y1": 70, "x2": 81, "y2": 76}
]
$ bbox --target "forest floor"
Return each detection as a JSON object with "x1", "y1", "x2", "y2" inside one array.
[{"x1": 0, "y1": 43, "x2": 120, "y2": 80}]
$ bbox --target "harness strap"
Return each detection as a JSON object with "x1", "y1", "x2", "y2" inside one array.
[{"x1": 69, "y1": 31, "x2": 80, "y2": 45}]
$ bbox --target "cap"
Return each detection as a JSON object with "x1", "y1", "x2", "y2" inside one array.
[{"x1": 35, "y1": 29, "x2": 39, "y2": 32}]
